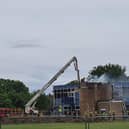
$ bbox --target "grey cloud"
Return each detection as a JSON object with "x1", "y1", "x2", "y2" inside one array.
[
  {"x1": 13, "y1": 44, "x2": 40, "y2": 48},
  {"x1": 11, "y1": 39, "x2": 43, "y2": 48}
]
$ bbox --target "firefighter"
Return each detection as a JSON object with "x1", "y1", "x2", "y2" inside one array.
[{"x1": 58, "y1": 105, "x2": 62, "y2": 116}]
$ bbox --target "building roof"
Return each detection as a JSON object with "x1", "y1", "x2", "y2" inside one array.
[{"x1": 53, "y1": 83, "x2": 79, "y2": 90}]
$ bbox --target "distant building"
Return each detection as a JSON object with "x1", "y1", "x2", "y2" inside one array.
[
  {"x1": 112, "y1": 81, "x2": 129, "y2": 109},
  {"x1": 53, "y1": 74, "x2": 129, "y2": 116},
  {"x1": 53, "y1": 83, "x2": 80, "y2": 116},
  {"x1": 80, "y1": 82, "x2": 113, "y2": 116},
  {"x1": 87, "y1": 74, "x2": 129, "y2": 109}
]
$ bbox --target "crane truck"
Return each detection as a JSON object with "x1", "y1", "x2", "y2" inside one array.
[{"x1": 25, "y1": 56, "x2": 80, "y2": 114}]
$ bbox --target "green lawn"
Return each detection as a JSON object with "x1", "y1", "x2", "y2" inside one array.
[{"x1": 2, "y1": 122, "x2": 129, "y2": 129}]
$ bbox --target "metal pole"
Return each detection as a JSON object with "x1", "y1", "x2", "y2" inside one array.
[
  {"x1": 87, "y1": 122, "x2": 89, "y2": 129},
  {"x1": 85, "y1": 118, "x2": 86, "y2": 129},
  {"x1": 0, "y1": 117, "x2": 1, "y2": 129},
  {"x1": 85, "y1": 116, "x2": 90, "y2": 129},
  {"x1": 85, "y1": 121, "x2": 90, "y2": 129}
]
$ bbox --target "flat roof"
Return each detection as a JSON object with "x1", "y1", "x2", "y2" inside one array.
[{"x1": 53, "y1": 84, "x2": 79, "y2": 90}]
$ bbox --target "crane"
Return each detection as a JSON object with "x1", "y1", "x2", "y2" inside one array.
[{"x1": 25, "y1": 56, "x2": 80, "y2": 114}]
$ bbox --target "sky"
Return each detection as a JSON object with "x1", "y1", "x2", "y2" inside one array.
[{"x1": 0, "y1": 0, "x2": 129, "y2": 92}]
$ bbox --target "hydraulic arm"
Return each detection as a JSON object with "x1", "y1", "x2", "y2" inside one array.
[{"x1": 25, "y1": 56, "x2": 80, "y2": 114}]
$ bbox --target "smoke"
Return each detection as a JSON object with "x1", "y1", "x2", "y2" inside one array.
[
  {"x1": 87, "y1": 73, "x2": 129, "y2": 83},
  {"x1": 87, "y1": 74, "x2": 111, "y2": 83}
]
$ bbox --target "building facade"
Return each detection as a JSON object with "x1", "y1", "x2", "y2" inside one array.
[
  {"x1": 53, "y1": 75, "x2": 129, "y2": 116},
  {"x1": 87, "y1": 74, "x2": 129, "y2": 110},
  {"x1": 80, "y1": 82, "x2": 113, "y2": 116},
  {"x1": 53, "y1": 83, "x2": 80, "y2": 116}
]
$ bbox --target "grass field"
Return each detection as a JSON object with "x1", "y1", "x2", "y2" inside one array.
[{"x1": 2, "y1": 122, "x2": 129, "y2": 129}]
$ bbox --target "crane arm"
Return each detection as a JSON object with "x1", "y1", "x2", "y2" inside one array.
[{"x1": 25, "y1": 56, "x2": 80, "y2": 114}]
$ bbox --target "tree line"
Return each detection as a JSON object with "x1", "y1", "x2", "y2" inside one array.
[{"x1": 0, "y1": 79, "x2": 50, "y2": 110}]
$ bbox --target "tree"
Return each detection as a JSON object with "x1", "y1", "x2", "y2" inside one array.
[
  {"x1": 0, "y1": 93, "x2": 13, "y2": 107},
  {"x1": 30, "y1": 91, "x2": 51, "y2": 111},
  {"x1": 89, "y1": 64, "x2": 126, "y2": 78},
  {"x1": 0, "y1": 79, "x2": 30, "y2": 108},
  {"x1": 35, "y1": 94, "x2": 51, "y2": 110},
  {"x1": 0, "y1": 78, "x2": 52, "y2": 111}
]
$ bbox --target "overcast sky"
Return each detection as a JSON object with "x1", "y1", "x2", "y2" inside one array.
[{"x1": 0, "y1": 0, "x2": 129, "y2": 92}]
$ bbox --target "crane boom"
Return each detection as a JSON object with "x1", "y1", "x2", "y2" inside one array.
[{"x1": 25, "y1": 56, "x2": 80, "y2": 114}]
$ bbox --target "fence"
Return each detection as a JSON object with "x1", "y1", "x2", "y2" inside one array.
[{"x1": 1, "y1": 115, "x2": 129, "y2": 129}]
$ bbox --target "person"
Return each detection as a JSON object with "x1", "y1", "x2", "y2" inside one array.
[
  {"x1": 58, "y1": 105, "x2": 62, "y2": 116},
  {"x1": 112, "y1": 112, "x2": 115, "y2": 120}
]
